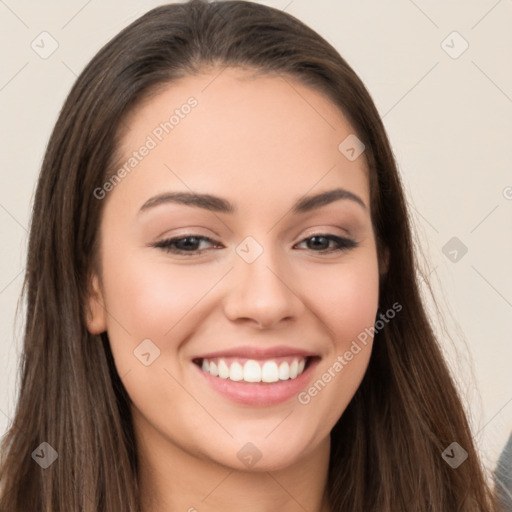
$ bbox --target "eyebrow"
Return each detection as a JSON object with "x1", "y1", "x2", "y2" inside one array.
[{"x1": 138, "y1": 187, "x2": 367, "y2": 215}]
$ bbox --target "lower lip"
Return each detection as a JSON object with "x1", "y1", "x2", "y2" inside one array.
[{"x1": 193, "y1": 358, "x2": 320, "y2": 406}]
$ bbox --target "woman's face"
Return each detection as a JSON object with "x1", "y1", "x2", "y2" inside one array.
[{"x1": 87, "y1": 67, "x2": 380, "y2": 472}]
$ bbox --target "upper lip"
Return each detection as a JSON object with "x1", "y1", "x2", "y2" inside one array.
[{"x1": 193, "y1": 345, "x2": 319, "y2": 360}]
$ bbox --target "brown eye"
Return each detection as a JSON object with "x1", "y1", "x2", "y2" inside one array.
[
  {"x1": 153, "y1": 233, "x2": 357, "y2": 256},
  {"x1": 296, "y1": 234, "x2": 358, "y2": 253},
  {"x1": 154, "y1": 235, "x2": 217, "y2": 254}
]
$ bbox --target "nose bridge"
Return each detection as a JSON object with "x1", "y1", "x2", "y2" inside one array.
[{"x1": 224, "y1": 234, "x2": 301, "y2": 327}]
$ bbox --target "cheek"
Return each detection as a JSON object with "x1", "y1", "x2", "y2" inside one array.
[
  {"x1": 297, "y1": 253, "x2": 378, "y2": 423},
  {"x1": 305, "y1": 254, "x2": 380, "y2": 346},
  {"x1": 102, "y1": 250, "x2": 212, "y2": 336}
]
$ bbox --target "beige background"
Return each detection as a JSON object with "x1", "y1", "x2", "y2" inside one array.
[{"x1": 1, "y1": 0, "x2": 511, "y2": 474}]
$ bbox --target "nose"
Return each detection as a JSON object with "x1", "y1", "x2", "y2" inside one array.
[{"x1": 223, "y1": 243, "x2": 304, "y2": 329}]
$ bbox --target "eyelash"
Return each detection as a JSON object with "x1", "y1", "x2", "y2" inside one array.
[{"x1": 153, "y1": 233, "x2": 358, "y2": 255}]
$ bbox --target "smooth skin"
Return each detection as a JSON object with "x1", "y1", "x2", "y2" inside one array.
[{"x1": 87, "y1": 67, "x2": 383, "y2": 512}]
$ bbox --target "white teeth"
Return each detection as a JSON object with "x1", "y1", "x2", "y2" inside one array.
[
  {"x1": 229, "y1": 362, "x2": 244, "y2": 381},
  {"x1": 218, "y1": 359, "x2": 230, "y2": 379},
  {"x1": 209, "y1": 361, "x2": 218, "y2": 377},
  {"x1": 261, "y1": 361, "x2": 279, "y2": 383},
  {"x1": 278, "y1": 361, "x2": 290, "y2": 380},
  {"x1": 199, "y1": 356, "x2": 309, "y2": 383},
  {"x1": 289, "y1": 360, "x2": 298, "y2": 379},
  {"x1": 243, "y1": 360, "x2": 261, "y2": 382}
]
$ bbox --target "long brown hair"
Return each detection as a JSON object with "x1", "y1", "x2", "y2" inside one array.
[{"x1": 0, "y1": 1, "x2": 498, "y2": 510}]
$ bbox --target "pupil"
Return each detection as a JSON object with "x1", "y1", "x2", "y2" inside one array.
[
  {"x1": 310, "y1": 236, "x2": 327, "y2": 250},
  {"x1": 181, "y1": 237, "x2": 198, "y2": 249}
]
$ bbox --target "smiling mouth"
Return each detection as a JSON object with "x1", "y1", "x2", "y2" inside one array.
[{"x1": 192, "y1": 356, "x2": 318, "y2": 384}]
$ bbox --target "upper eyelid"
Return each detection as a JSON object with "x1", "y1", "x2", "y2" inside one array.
[{"x1": 155, "y1": 223, "x2": 355, "y2": 243}]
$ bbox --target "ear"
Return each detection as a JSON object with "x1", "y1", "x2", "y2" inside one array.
[
  {"x1": 86, "y1": 273, "x2": 107, "y2": 335},
  {"x1": 380, "y1": 246, "x2": 390, "y2": 277}
]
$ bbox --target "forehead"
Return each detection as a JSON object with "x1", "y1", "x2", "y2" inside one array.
[{"x1": 111, "y1": 67, "x2": 370, "y2": 215}]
